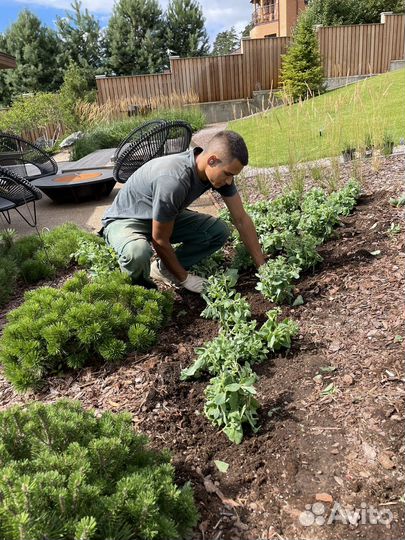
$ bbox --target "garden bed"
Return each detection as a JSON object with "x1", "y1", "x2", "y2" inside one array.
[{"x1": 0, "y1": 155, "x2": 404, "y2": 540}]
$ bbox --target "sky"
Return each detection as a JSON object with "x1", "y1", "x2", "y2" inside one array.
[{"x1": 0, "y1": 0, "x2": 253, "y2": 43}]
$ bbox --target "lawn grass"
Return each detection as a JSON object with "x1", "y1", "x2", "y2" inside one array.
[{"x1": 230, "y1": 68, "x2": 405, "y2": 168}]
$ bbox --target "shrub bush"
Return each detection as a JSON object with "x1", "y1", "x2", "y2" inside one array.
[
  {"x1": 72, "y1": 107, "x2": 206, "y2": 160},
  {"x1": 0, "y1": 224, "x2": 106, "y2": 307},
  {"x1": 0, "y1": 399, "x2": 198, "y2": 540},
  {"x1": 0, "y1": 270, "x2": 173, "y2": 391},
  {"x1": 0, "y1": 92, "x2": 65, "y2": 142},
  {"x1": 280, "y1": 9, "x2": 325, "y2": 101}
]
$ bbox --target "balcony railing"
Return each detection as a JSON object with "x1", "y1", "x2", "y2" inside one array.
[{"x1": 252, "y1": 2, "x2": 279, "y2": 25}]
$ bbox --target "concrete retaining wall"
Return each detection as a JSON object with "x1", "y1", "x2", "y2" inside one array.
[{"x1": 185, "y1": 68, "x2": 403, "y2": 124}]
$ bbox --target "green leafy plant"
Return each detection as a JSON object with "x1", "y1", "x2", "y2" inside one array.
[
  {"x1": 256, "y1": 257, "x2": 300, "y2": 304},
  {"x1": 0, "y1": 271, "x2": 173, "y2": 391},
  {"x1": 261, "y1": 230, "x2": 322, "y2": 271},
  {"x1": 259, "y1": 308, "x2": 299, "y2": 350},
  {"x1": 182, "y1": 266, "x2": 298, "y2": 443},
  {"x1": 201, "y1": 270, "x2": 251, "y2": 329},
  {"x1": 190, "y1": 250, "x2": 225, "y2": 278},
  {"x1": 389, "y1": 193, "x2": 405, "y2": 207},
  {"x1": 327, "y1": 179, "x2": 361, "y2": 216},
  {"x1": 387, "y1": 222, "x2": 401, "y2": 235},
  {"x1": 72, "y1": 238, "x2": 118, "y2": 276},
  {"x1": 204, "y1": 364, "x2": 259, "y2": 444},
  {"x1": 0, "y1": 399, "x2": 198, "y2": 539},
  {"x1": 231, "y1": 241, "x2": 254, "y2": 270}
]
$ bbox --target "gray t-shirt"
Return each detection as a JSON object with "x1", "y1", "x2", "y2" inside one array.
[{"x1": 102, "y1": 148, "x2": 237, "y2": 226}]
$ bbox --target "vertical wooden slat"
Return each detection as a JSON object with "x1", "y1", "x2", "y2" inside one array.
[{"x1": 96, "y1": 16, "x2": 405, "y2": 106}]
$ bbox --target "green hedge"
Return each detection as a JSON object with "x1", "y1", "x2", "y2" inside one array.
[
  {"x1": 0, "y1": 270, "x2": 173, "y2": 391},
  {"x1": 0, "y1": 399, "x2": 198, "y2": 540},
  {"x1": 71, "y1": 107, "x2": 206, "y2": 160}
]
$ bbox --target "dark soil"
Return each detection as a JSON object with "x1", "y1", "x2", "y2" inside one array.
[{"x1": 0, "y1": 155, "x2": 404, "y2": 540}]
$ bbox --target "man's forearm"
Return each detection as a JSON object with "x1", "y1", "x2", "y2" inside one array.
[
  {"x1": 152, "y1": 239, "x2": 187, "y2": 282},
  {"x1": 235, "y1": 215, "x2": 266, "y2": 268}
]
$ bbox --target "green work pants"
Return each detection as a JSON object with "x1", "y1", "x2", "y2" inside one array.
[{"x1": 103, "y1": 209, "x2": 230, "y2": 283}]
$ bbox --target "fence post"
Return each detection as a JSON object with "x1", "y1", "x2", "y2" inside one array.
[{"x1": 380, "y1": 11, "x2": 393, "y2": 24}]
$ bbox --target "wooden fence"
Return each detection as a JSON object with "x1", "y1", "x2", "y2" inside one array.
[
  {"x1": 96, "y1": 14, "x2": 404, "y2": 105},
  {"x1": 96, "y1": 36, "x2": 289, "y2": 105},
  {"x1": 318, "y1": 14, "x2": 405, "y2": 77}
]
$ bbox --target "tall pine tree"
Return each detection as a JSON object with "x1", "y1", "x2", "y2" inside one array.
[
  {"x1": 56, "y1": 0, "x2": 102, "y2": 73},
  {"x1": 0, "y1": 10, "x2": 63, "y2": 104},
  {"x1": 166, "y1": 0, "x2": 210, "y2": 57},
  {"x1": 105, "y1": 0, "x2": 166, "y2": 75},
  {"x1": 212, "y1": 27, "x2": 240, "y2": 56},
  {"x1": 280, "y1": 9, "x2": 325, "y2": 101}
]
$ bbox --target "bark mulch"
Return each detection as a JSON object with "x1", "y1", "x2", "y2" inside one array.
[{"x1": 0, "y1": 154, "x2": 404, "y2": 540}]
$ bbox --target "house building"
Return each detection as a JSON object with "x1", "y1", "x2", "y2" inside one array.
[{"x1": 250, "y1": 0, "x2": 308, "y2": 38}]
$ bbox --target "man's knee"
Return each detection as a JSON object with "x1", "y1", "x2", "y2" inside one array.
[
  {"x1": 119, "y1": 239, "x2": 152, "y2": 276},
  {"x1": 211, "y1": 218, "x2": 231, "y2": 246}
]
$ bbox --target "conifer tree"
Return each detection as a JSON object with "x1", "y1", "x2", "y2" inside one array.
[
  {"x1": 105, "y1": 0, "x2": 166, "y2": 75},
  {"x1": 280, "y1": 9, "x2": 325, "y2": 102},
  {"x1": 0, "y1": 400, "x2": 199, "y2": 539},
  {"x1": 241, "y1": 21, "x2": 254, "y2": 37},
  {"x1": 56, "y1": 0, "x2": 102, "y2": 72},
  {"x1": 165, "y1": 0, "x2": 210, "y2": 57},
  {"x1": 212, "y1": 27, "x2": 240, "y2": 56},
  {"x1": 0, "y1": 11, "x2": 63, "y2": 104}
]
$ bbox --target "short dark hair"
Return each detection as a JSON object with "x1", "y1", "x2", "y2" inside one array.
[{"x1": 206, "y1": 130, "x2": 249, "y2": 166}]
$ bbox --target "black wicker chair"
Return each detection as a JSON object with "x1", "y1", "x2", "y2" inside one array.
[
  {"x1": 163, "y1": 120, "x2": 193, "y2": 156},
  {"x1": 113, "y1": 119, "x2": 168, "y2": 163},
  {"x1": 113, "y1": 120, "x2": 193, "y2": 184},
  {"x1": 0, "y1": 166, "x2": 42, "y2": 226},
  {"x1": 113, "y1": 123, "x2": 170, "y2": 184},
  {"x1": 0, "y1": 133, "x2": 58, "y2": 181}
]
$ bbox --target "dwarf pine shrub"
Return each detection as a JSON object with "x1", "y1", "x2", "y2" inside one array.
[
  {"x1": 0, "y1": 270, "x2": 173, "y2": 391},
  {"x1": 0, "y1": 223, "x2": 106, "y2": 306},
  {"x1": 0, "y1": 399, "x2": 198, "y2": 540}
]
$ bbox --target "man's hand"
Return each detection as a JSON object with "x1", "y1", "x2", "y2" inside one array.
[{"x1": 180, "y1": 273, "x2": 208, "y2": 293}]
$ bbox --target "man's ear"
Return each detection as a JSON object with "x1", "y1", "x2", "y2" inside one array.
[{"x1": 208, "y1": 155, "x2": 219, "y2": 166}]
